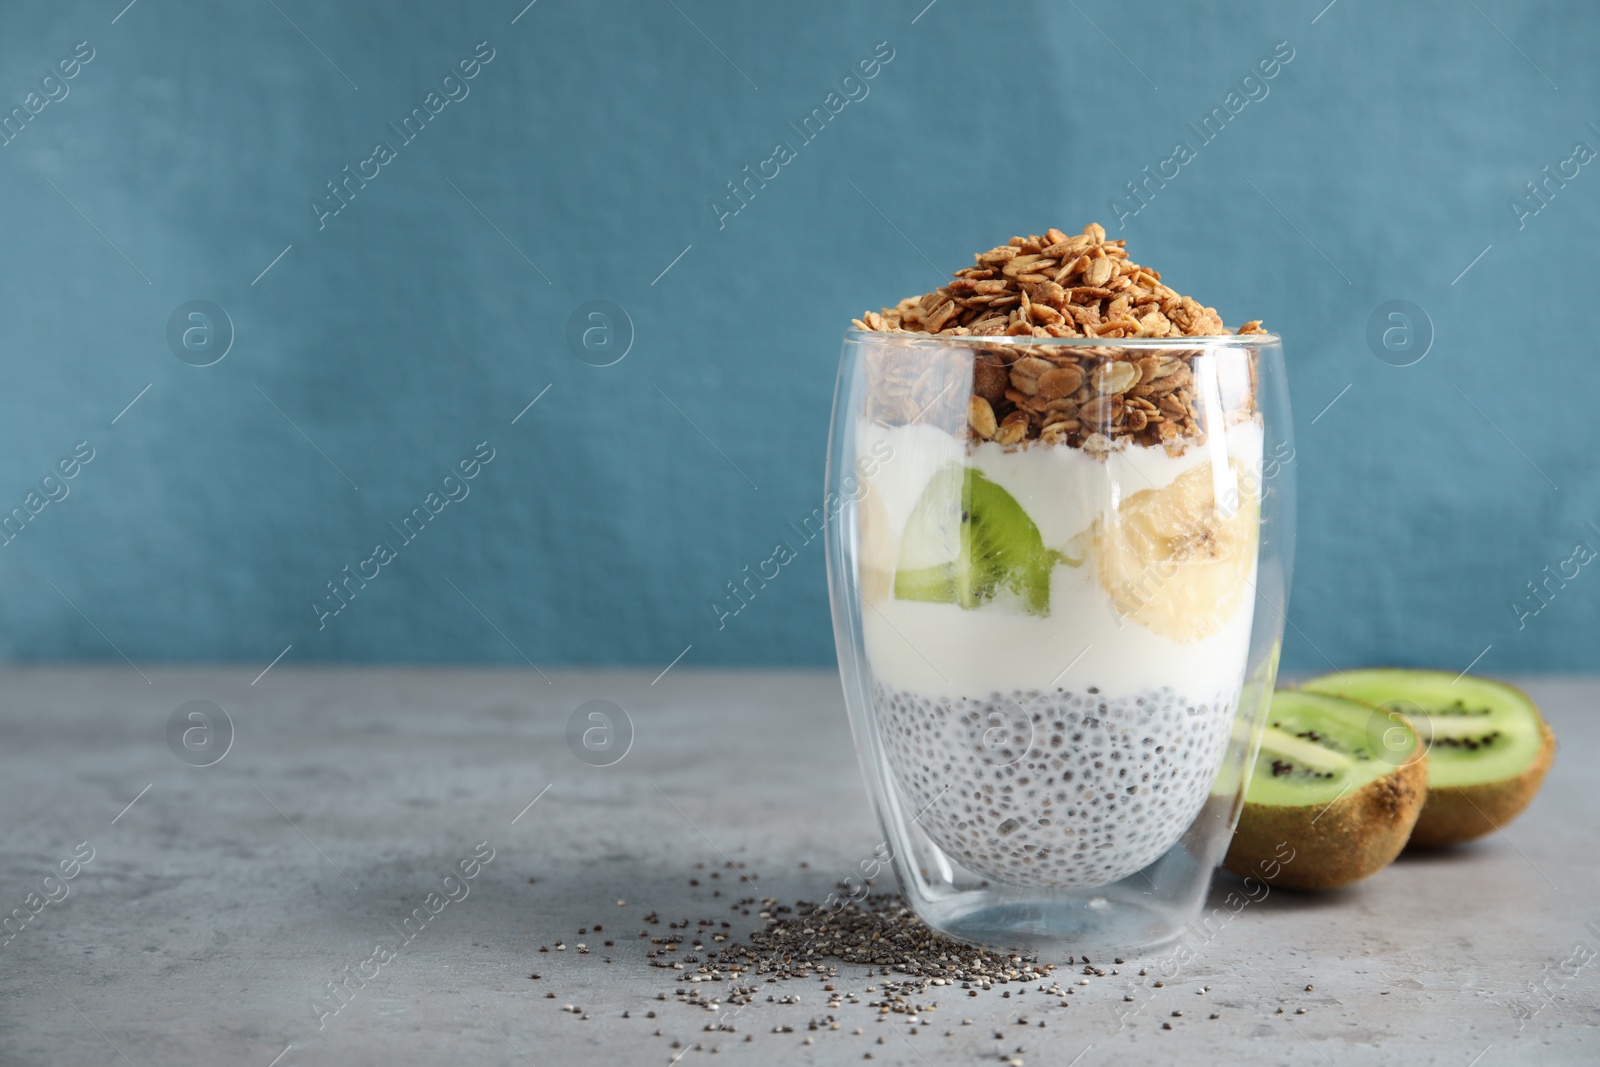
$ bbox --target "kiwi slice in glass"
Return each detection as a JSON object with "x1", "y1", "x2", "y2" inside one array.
[
  {"x1": 892, "y1": 464, "x2": 1053, "y2": 615},
  {"x1": 1224, "y1": 689, "x2": 1428, "y2": 889},
  {"x1": 1301, "y1": 668, "x2": 1556, "y2": 848}
]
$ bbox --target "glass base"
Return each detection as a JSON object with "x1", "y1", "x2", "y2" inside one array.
[
  {"x1": 886, "y1": 776, "x2": 1236, "y2": 959},
  {"x1": 914, "y1": 887, "x2": 1188, "y2": 958}
]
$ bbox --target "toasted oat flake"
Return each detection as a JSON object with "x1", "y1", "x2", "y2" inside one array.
[{"x1": 967, "y1": 396, "x2": 998, "y2": 440}]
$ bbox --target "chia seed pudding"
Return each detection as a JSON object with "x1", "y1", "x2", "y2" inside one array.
[{"x1": 875, "y1": 680, "x2": 1235, "y2": 887}]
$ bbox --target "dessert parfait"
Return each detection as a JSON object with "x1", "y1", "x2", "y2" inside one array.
[{"x1": 849, "y1": 224, "x2": 1269, "y2": 890}]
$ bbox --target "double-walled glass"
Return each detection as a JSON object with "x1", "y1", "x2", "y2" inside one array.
[{"x1": 825, "y1": 330, "x2": 1294, "y2": 955}]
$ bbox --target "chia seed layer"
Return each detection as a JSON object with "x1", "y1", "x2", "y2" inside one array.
[{"x1": 875, "y1": 681, "x2": 1235, "y2": 889}]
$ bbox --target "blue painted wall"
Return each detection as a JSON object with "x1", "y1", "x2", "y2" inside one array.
[{"x1": 1, "y1": 0, "x2": 1595, "y2": 673}]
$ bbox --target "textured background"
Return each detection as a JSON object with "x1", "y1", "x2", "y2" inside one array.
[{"x1": 0, "y1": 0, "x2": 1595, "y2": 673}]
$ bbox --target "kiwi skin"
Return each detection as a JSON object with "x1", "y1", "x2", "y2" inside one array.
[
  {"x1": 1408, "y1": 717, "x2": 1556, "y2": 849},
  {"x1": 1223, "y1": 753, "x2": 1428, "y2": 891}
]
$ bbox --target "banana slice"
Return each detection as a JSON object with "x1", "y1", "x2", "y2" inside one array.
[
  {"x1": 856, "y1": 482, "x2": 896, "y2": 605},
  {"x1": 1089, "y1": 459, "x2": 1258, "y2": 641}
]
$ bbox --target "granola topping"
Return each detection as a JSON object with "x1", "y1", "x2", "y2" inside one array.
[{"x1": 853, "y1": 224, "x2": 1268, "y2": 453}]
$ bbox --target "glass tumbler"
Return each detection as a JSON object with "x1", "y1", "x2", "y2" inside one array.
[{"x1": 824, "y1": 330, "x2": 1294, "y2": 956}]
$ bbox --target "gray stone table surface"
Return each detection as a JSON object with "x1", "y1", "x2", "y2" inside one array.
[{"x1": 0, "y1": 667, "x2": 1595, "y2": 1066}]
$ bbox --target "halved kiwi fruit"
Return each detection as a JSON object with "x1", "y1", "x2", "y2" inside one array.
[
  {"x1": 893, "y1": 464, "x2": 1053, "y2": 615},
  {"x1": 1301, "y1": 669, "x2": 1556, "y2": 848},
  {"x1": 1224, "y1": 689, "x2": 1428, "y2": 889}
]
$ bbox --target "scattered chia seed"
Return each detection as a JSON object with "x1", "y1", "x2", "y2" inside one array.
[
  {"x1": 680, "y1": 894, "x2": 1056, "y2": 986},
  {"x1": 526, "y1": 882, "x2": 1300, "y2": 1055}
]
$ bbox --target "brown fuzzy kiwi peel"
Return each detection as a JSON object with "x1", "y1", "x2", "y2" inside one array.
[
  {"x1": 1224, "y1": 751, "x2": 1428, "y2": 890},
  {"x1": 1408, "y1": 717, "x2": 1556, "y2": 849}
]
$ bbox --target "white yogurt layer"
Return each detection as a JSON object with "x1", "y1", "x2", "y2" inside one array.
[{"x1": 857, "y1": 417, "x2": 1263, "y2": 702}]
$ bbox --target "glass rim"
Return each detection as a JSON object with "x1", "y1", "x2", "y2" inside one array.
[{"x1": 842, "y1": 327, "x2": 1281, "y2": 349}]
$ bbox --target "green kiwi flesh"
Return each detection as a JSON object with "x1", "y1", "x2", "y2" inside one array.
[
  {"x1": 1301, "y1": 669, "x2": 1555, "y2": 847},
  {"x1": 893, "y1": 464, "x2": 1053, "y2": 615},
  {"x1": 1224, "y1": 689, "x2": 1428, "y2": 889}
]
